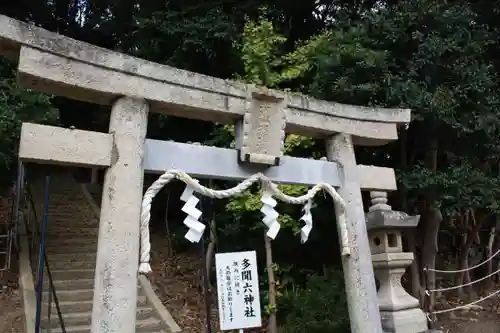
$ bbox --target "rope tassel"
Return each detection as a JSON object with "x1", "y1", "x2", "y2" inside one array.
[
  {"x1": 180, "y1": 184, "x2": 206, "y2": 243},
  {"x1": 260, "y1": 191, "x2": 280, "y2": 239}
]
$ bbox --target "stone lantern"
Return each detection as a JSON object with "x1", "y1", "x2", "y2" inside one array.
[{"x1": 366, "y1": 191, "x2": 429, "y2": 333}]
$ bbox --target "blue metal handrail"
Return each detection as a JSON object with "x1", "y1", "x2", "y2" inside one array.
[
  {"x1": 34, "y1": 175, "x2": 50, "y2": 333},
  {"x1": 16, "y1": 164, "x2": 66, "y2": 333}
]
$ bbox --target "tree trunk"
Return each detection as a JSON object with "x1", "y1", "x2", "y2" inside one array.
[
  {"x1": 421, "y1": 205, "x2": 442, "y2": 317},
  {"x1": 484, "y1": 227, "x2": 496, "y2": 291},
  {"x1": 408, "y1": 233, "x2": 423, "y2": 303},
  {"x1": 496, "y1": 259, "x2": 500, "y2": 285},
  {"x1": 264, "y1": 234, "x2": 277, "y2": 333},
  {"x1": 456, "y1": 212, "x2": 482, "y2": 298},
  {"x1": 456, "y1": 231, "x2": 472, "y2": 298},
  {"x1": 421, "y1": 139, "x2": 442, "y2": 318},
  {"x1": 401, "y1": 127, "x2": 422, "y2": 301}
]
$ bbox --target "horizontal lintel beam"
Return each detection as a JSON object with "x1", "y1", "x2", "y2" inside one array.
[
  {"x1": 19, "y1": 123, "x2": 112, "y2": 167},
  {"x1": 143, "y1": 140, "x2": 341, "y2": 186},
  {"x1": 19, "y1": 124, "x2": 397, "y2": 190}
]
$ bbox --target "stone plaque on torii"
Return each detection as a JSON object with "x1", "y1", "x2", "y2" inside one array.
[{"x1": 0, "y1": 14, "x2": 411, "y2": 333}]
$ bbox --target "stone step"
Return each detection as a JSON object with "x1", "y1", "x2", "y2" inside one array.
[
  {"x1": 32, "y1": 268, "x2": 95, "y2": 287},
  {"x1": 50, "y1": 269, "x2": 95, "y2": 281},
  {"x1": 41, "y1": 228, "x2": 99, "y2": 237},
  {"x1": 45, "y1": 244, "x2": 97, "y2": 254},
  {"x1": 44, "y1": 278, "x2": 94, "y2": 290},
  {"x1": 45, "y1": 202, "x2": 85, "y2": 206},
  {"x1": 47, "y1": 215, "x2": 98, "y2": 220},
  {"x1": 42, "y1": 306, "x2": 154, "y2": 328},
  {"x1": 45, "y1": 202, "x2": 84, "y2": 206},
  {"x1": 42, "y1": 295, "x2": 148, "y2": 316},
  {"x1": 44, "y1": 206, "x2": 91, "y2": 210},
  {"x1": 43, "y1": 288, "x2": 94, "y2": 302},
  {"x1": 41, "y1": 274, "x2": 144, "y2": 291},
  {"x1": 39, "y1": 198, "x2": 81, "y2": 203},
  {"x1": 45, "y1": 214, "x2": 95, "y2": 219},
  {"x1": 48, "y1": 317, "x2": 164, "y2": 333},
  {"x1": 45, "y1": 214, "x2": 90, "y2": 219},
  {"x1": 31, "y1": 191, "x2": 79, "y2": 196},
  {"x1": 47, "y1": 259, "x2": 96, "y2": 270},
  {"x1": 45, "y1": 237, "x2": 97, "y2": 247},
  {"x1": 45, "y1": 225, "x2": 100, "y2": 232},
  {"x1": 45, "y1": 211, "x2": 93, "y2": 216},
  {"x1": 47, "y1": 253, "x2": 96, "y2": 265}
]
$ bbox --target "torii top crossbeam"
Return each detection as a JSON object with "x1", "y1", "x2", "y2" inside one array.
[{"x1": 0, "y1": 14, "x2": 409, "y2": 147}]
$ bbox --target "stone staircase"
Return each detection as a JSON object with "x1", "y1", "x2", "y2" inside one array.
[{"x1": 26, "y1": 172, "x2": 178, "y2": 333}]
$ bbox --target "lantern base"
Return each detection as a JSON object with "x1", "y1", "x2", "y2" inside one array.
[{"x1": 380, "y1": 308, "x2": 428, "y2": 333}]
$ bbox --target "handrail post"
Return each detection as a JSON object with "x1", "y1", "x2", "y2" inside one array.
[
  {"x1": 48, "y1": 283, "x2": 53, "y2": 329},
  {"x1": 13, "y1": 159, "x2": 24, "y2": 248},
  {"x1": 34, "y1": 175, "x2": 50, "y2": 333}
]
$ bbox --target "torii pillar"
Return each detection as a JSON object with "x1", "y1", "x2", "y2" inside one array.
[{"x1": 92, "y1": 97, "x2": 149, "y2": 332}]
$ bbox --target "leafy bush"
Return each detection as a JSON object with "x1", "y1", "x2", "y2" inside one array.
[{"x1": 278, "y1": 268, "x2": 350, "y2": 333}]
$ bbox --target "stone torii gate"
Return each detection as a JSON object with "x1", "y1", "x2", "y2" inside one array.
[{"x1": 0, "y1": 14, "x2": 411, "y2": 333}]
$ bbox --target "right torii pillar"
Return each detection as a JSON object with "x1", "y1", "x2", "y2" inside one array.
[{"x1": 326, "y1": 134, "x2": 384, "y2": 332}]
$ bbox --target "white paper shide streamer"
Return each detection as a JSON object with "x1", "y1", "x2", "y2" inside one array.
[
  {"x1": 260, "y1": 190, "x2": 281, "y2": 239},
  {"x1": 300, "y1": 199, "x2": 313, "y2": 243},
  {"x1": 180, "y1": 184, "x2": 206, "y2": 242}
]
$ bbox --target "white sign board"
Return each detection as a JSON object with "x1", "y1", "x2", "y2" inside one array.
[{"x1": 215, "y1": 250, "x2": 262, "y2": 330}]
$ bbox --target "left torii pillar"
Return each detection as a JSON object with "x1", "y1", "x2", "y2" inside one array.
[{"x1": 91, "y1": 97, "x2": 149, "y2": 333}]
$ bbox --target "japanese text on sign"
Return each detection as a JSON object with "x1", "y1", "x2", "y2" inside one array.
[{"x1": 215, "y1": 251, "x2": 262, "y2": 330}]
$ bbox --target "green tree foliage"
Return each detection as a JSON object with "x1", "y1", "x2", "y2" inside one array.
[
  {"x1": 261, "y1": 0, "x2": 500, "y2": 216},
  {"x1": 279, "y1": 269, "x2": 350, "y2": 333},
  {"x1": 0, "y1": 59, "x2": 58, "y2": 188}
]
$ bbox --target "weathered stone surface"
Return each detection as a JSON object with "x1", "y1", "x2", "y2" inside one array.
[
  {"x1": 326, "y1": 133, "x2": 383, "y2": 333},
  {"x1": 367, "y1": 210, "x2": 420, "y2": 230},
  {"x1": 19, "y1": 123, "x2": 112, "y2": 167},
  {"x1": 358, "y1": 166, "x2": 397, "y2": 191},
  {"x1": 91, "y1": 97, "x2": 149, "y2": 333},
  {"x1": 369, "y1": 230, "x2": 404, "y2": 254},
  {"x1": 240, "y1": 86, "x2": 286, "y2": 165},
  {"x1": 380, "y1": 308, "x2": 428, "y2": 333},
  {"x1": 372, "y1": 253, "x2": 420, "y2": 312}
]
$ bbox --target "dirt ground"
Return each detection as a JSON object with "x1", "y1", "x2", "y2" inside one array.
[
  {"x1": 147, "y1": 234, "x2": 265, "y2": 333},
  {"x1": 0, "y1": 254, "x2": 24, "y2": 333},
  {"x1": 147, "y1": 234, "x2": 221, "y2": 332},
  {"x1": 433, "y1": 294, "x2": 500, "y2": 333},
  {"x1": 0, "y1": 234, "x2": 499, "y2": 333},
  {"x1": 0, "y1": 285, "x2": 24, "y2": 333}
]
